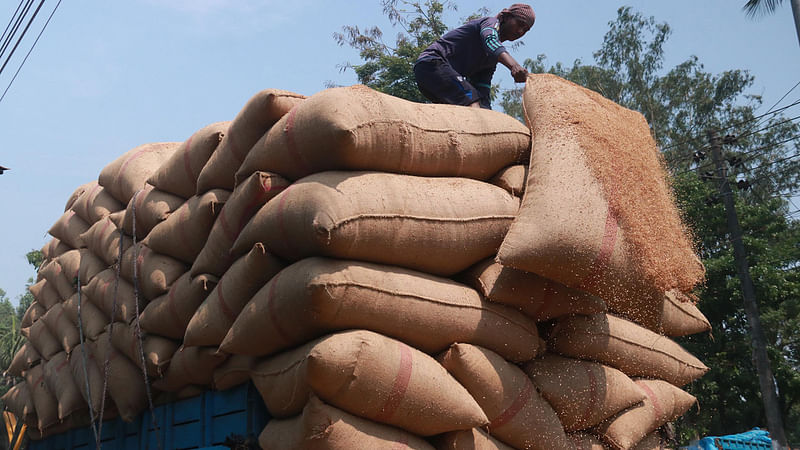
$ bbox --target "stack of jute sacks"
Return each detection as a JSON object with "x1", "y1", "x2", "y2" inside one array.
[{"x1": 2, "y1": 73, "x2": 711, "y2": 450}]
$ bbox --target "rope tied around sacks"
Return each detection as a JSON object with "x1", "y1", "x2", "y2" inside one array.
[{"x1": 75, "y1": 269, "x2": 100, "y2": 445}]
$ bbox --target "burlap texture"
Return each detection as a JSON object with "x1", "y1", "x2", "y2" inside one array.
[
  {"x1": 109, "y1": 321, "x2": 178, "y2": 378},
  {"x1": 1, "y1": 382, "x2": 36, "y2": 427},
  {"x1": 119, "y1": 243, "x2": 188, "y2": 301},
  {"x1": 83, "y1": 268, "x2": 143, "y2": 323},
  {"x1": 120, "y1": 183, "x2": 185, "y2": 240},
  {"x1": 41, "y1": 303, "x2": 80, "y2": 354},
  {"x1": 80, "y1": 216, "x2": 132, "y2": 266},
  {"x1": 69, "y1": 341, "x2": 107, "y2": 413},
  {"x1": 660, "y1": 291, "x2": 711, "y2": 337},
  {"x1": 235, "y1": 85, "x2": 530, "y2": 182},
  {"x1": 7, "y1": 342, "x2": 41, "y2": 377},
  {"x1": 41, "y1": 238, "x2": 70, "y2": 266},
  {"x1": 48, "y1": 210, "x2": 89, "y2": 249},
  {"x1": 232, "y1": 171, "x2": 519, "y2": 276},
  {"x1": 21, "y1": 301, "x2": 46, "y2": 329},
  {"x1": 139, "y1": 272, "x2": 217, "y2": 340},
  {"x1": 64, "y1": 181, "x2": 93, "y2": 212},
  {"x1": 62, "y1": 292, "x2": 108, "y2": 339},
  {"x1": 38, "y1": 259, "x2": 75, "y2": 300},
  {"x1": 212, "y1": 354, "x2": 255, "y2": 391},
  {"x1": 28, "y1": 279, "x2": 60, "y2": 310},
  {"x1": 24, "y1": 364, "x2": 59, "y2": 430},
  {"x1": 22, "y1": 319, "x2": 61, "y2": 359},
  {"x1": 151, "y1": 345, "x2": 226, "y2": 392},
  {"x1": 98, "y1": 142, "x2": 180, "y2": 205},
  {"x1": 221, "y1": 257, "x2": 542, "y2": 361},
  {"x1": 568, "y1": 432, "x2": 607, "y2": 449},
  {"x1": 43, "y1": 352, "x2": 85, "y2": 420},
  {"x1": 489, "y1": 164, "x2": 527, "y2": 197},
  {"x1": 54, "y1": 249, "x2": 106, "y2": 290},
  {"x1": 70, "y1": 181, "x2": 123, "y2": 225},
  {"x1": 93, "y1": 331, "x2": 148, "y2": 422},
  {"x1": 436, "y1": 428, "x2": 515, "y2": 450}
]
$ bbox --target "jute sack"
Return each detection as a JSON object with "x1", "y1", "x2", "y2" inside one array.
[
  {"x1": 109, "y1": 321, "x2": 178, "y2": 378},
  {"x1": 249, "y1": 330, "x2": 488, "y2": 436},
  {"x1": 139, "y1": 272, "x2": 217, "y2": 340},
  {"x1": 568, "y1": 433, "x2": 606, "y2": 450},
  {"x1": 24, "y1": 364, "x2": 59, "y2": 430},
  {"x1": 69, "y1": 341, "x2": 107, "y2": 413},
  {"x1": 184, "y1": 243, "x2": 284, "y2": 347},
  {"x1": 98, "y1": 142, "x2": 181, "y2": 205},
  {"x1": 62, "y1": 292, "x2": 109, "y2": 339},
  {"x1": 143, "y1": 189, "x2": 230, "y2": 264},
  {"x1": 148, "y1": 121, "x2": 229, "y2": 198},
  {"x1": 93, "y1": 331, "x2": 148, "y2": 422},
  {"x1": 260, "y1": 396, "x2": 435, "y2": 450},
  {"x1": 119, "y1": 243, "x2": 188, "y2": 301},
  {"x1": 459, "y1": 259, "x2": 607, "y2": 321},
  {"x1": 632, "y1": 431, "x2": 667, "y2": 450},
  {"x1": 213, "y1": 354, "x2": 255, "y2": 391},
  {"x1": 490, "y1": 164, "x2": 527, "y2": 197},
  {"x1": 151, "y1": 345, "x2": 226, "y2": 392},
  {"x1": 80, "y1": 216, "x2": 132, "y2": 266},
  {"x1": 497, "y1": 74, "x2": 704, "y2": 311},
  {"x1": 28, "y1": 278, "x2": 61, "y2": 310},
  {"x1": 21, "y1": 301, "x2": 46, "y2": 328},
  {"x1": 232, "y1": 171, "x2": 519, "y2": 276},
  {"x1": 71, "y1": 181, "x2": 124, "y2": 225},
  {"x1": 436, "y1": 429, "x2": 515, "y2": 450},
  {"x1": 7, "y1": 343, "x2": 41, "y2": 377},
  {"x1": 84, "y1": 268, "x2": 143, "y2": 323},
  {"x1": 437, "y1": 344, "x2": 570, "y2": 450},
  {"x1": 38, "y1": 259, "x2": 75, "y2": 300},
  {"x1": 235, "y1": 85, "x2": 530, "y2": 183},
  {"x1": 220, "y1": 257, "x2": 543, "y2": 362},
  {"x1": 48, "y1": 209, "x2": 89, "y2": 249},
  {"x1": 595, "y1": 379, "x2": 696, "y2": 450},
  {"x1": 548, "y1": 313, "x2": 709, "y2": 387},
  {"x1": 523, "y1": 353, "x2": 646, "y2": 431},
  {"x1": 120, "y1": 184, "x2": 185, "y2": 240},
  {"x1": 22, "y1": 319, "x2": 61, "y2": 359},
  {"x1": 43, "y1": 352, "x2": 85, "y2": 420},
  {"x1": 41, "y1": 238, "x2": 70, "y2": 266},
  {"x1": 197, "y1": 89, "x2": 305, "y2": 192},
  {"x1": 1, "y1": 382, "x2": 36, "y2": 428},
  {"x1": 191, "y1": 171, "x2": 289, "y2": 277},
  {"x1": 660, "y1": 291, "x2": 711, "y2": 337},
  {"x1": 64, "y1": 181, "x2": 93, "y2": 212},
  {"x1": 56, "y1": 249, "x2": 107, "y2": 289},
  {"x1": 41, "y1": 303, "x2": 80, "y2": 353}
]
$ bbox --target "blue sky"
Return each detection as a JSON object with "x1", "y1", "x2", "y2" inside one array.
[{"x1": 0, "y1": 0, "x2": 799, "y2": 303}]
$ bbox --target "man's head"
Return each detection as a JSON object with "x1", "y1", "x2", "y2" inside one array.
[{"x1": 497, "y1": 3, "x2": 535, "y2": 42}]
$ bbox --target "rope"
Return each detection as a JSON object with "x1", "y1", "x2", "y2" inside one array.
[
  {"x1": 130, "y1": 189, "x2": 163, "y2": 450},
  {"x1": 76, "y1": 269, "x2": 100, "y2": 444}
]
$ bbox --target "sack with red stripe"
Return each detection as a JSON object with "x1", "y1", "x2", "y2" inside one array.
[
  {"x1": 93, "y1": 331, "x2": 148, "y2": 422},
  {"x1": 119, "y1": 243, "x2": 188, "y2": 301},
  {"x1": 70, "y1": 181, "x2": 123, "y2": 225},
  {"x1": 249, "y1": 330, "x2": 488, "y2": 436},
  {"x1": 497, "y1": 74, "x2": 705, "y2": 314},
  {"x1": 119, "y1": 183, "x2": 185, "y2": 240},
  {"x1": 48, "y1": 209, "x2": 89, "y2": 249},
  {"x1": 109, "y1": 320, "x2": 179, "y2": 378},
  {"x1": 437, "y1": 343, "x2": 570, "y2": 450},
  {"x1": 43, "y1": 351, "x2": 85, "y2": 420},
  {"x1": 24, "y1": 364, "x2": 59, "y2": 431},
  {"x1": 151, "y1": 345, "x2": 226, "y2": 392},
  {"x1": 98, "y1": 142, "x2": 180, "y2": 205},
  {"x1": 80, "y1": 216, "x2": 132, "y2": 266},
  {"x1": 20, "y1": 301, "x2": 46, "y2": 328},
  {"x1": 139, "y1": 271, "x2": 217, "y2": 340},
  {"x1": 41, "y1": 303, "x2": 80, "y2": 353},
  {"x1": 62, "y1": 292, "x2": 108, "y2": 339},
  {"x1": 436, "y1": 428, "x2": 515, "y2": 450},
  {"x1": 213, "y1": 354, "x2": 256, "y2": 391},
  {"x1": 7, "y1": 342, "x2": 41, "y2": 377},
  {"x1": 1, "y1": 381, "x2": 37, "y2": 428},
  {"x1": 22, "y1": 318, "x2": 61, "y2": 359}
]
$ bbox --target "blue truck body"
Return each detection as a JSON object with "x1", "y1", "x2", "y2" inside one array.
[
  {"x1": 687, "y1": 428, "x2": 774, "y2": 450},
  {"x1": 26, "y1": 382, "x2": 269, "y2": 450}
]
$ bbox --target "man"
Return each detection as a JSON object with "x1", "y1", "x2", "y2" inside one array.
[{"x1": 414, "y1": 3, "x2": 535, "y2": 109}]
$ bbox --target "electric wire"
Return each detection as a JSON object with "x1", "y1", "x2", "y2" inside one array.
[
  {"x1": 0, "y1": 0, "x2": 34, "y2": 63},
  {"x1": 0, "y1": 0, "x2": 29, "y2": 52},
  {"x1": 0, "y1": 0, "x2": 45, "y2": 78}
]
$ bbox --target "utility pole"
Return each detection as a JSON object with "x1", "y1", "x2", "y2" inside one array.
[
  {"x1": 792, "y1": 0, "x2": 800, "y2": 48},
  {"x1": 708, "y1": 130, "x2": 788, "y2": 450}
]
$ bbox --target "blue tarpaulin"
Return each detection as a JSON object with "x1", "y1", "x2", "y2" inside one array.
[{"x1": 694, "y1": 428, "x2": 773, "y2": 449}]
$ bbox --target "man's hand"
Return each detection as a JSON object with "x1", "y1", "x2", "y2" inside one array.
[{"x1": 510, "y1": 63, "x2": 528, "y2": 83}]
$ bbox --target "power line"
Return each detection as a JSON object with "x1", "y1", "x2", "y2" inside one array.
[
  {"x1": 0, "y1": 0, "x2": 35, "y2": 64},
  {"x1": 0, "y1": 0, "x2": 29, "y2": 50},
  {"x1": 0, "y1": 0, "x2": 45, "y2": 79}
]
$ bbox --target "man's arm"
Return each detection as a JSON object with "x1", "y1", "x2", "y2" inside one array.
[{"x1": 498, "y1": 51, "x2": 528, "y2": 83}]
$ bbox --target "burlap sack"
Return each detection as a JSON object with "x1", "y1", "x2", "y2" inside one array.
[
  {"x1": 143, "y1": 189, "x2": 230, "y2": 264},
  {"x1": 490, "y1": 165, "x2": 527, "y2": 197},
  {"x1": 437, "y1": 343, "x2": 569, "y2": 450},
  {"x1": 38, "y1": 259, "x2": 75, "y2": 300},
  {"x1": 595, "y1": 379, "x2": 696, "y2": 450},
  {"x1": 1, "y1": 382, "x2": 36, "y2": 427},
  {"x1": 235, "y1": 85, "x2": 530, "y2": 183},
  {"x1": 548, "y1": 313, "x2": 709, "y2": 387},
  {"x1": 55, "y1": 249, "x2": 107, "y2": 289},
  {"x1": 184, "y1": 243, "x2": 284, "y2": 347},
  {"x1": 148, "y1": 121, "x2": 229, "y2": 198},
  {"x1": 213, "y1": 354, "x2": 255, "y2": 391},
  {"x1": 249, "y1": 330, "x2": 488, "y2": 435},
  {"x1": 48, "y1": 209, "x2": 89, "y2": 249},
  {"x1": 41, "y1": 238, "x2": 70, "y2": 265},
  {"x1": 221, "y1": 257, "x2": 543, "y2": 362},
  {"x1": 71, "y1": 181, "x2": 124, "y2": 225},
  {"x1": 120, "y1": 183, "x2": 185, "y2": 240},
  {"x1": 28, "y1": 278, "x2": 61, "y2": 310},
  {"x1": 25, "y1": 364, "x2": 60, "y2": 431},
  {"x1": 43, "y1": 352, "x2": 85, "y2": 419},
  {"x1": 232, "y1": 171, "x2": 519, "y2": 276},
  {"x1": 151, "y1": 345, "x2": 226, "y2": 392},
  {"x1": 93, "y1": 331, "x2": 148, "y2": 422},
  {"x1": 64, "y1": 181, "x2": 93, "y2": 212},
  {"x1": 523, "y1": 354, "x2": 646, "y2": 431},
  {"x1": 568, "y1": 433, "x2": 607, "y2": 450},
  {"x1": 191, "y1": 171, "x2": 289, "y2": 277},
  {"x1": 436, "y1": 429, "x2": 515, "y2": 450},
  {"x1": 69, "y1": 341, "x2": 107, "y2": 413},
  {"x1": 21, "y1": 301, "x2": 46, "y2": 328},
  {"x1": 260, "y1": 396, "x2": 435, "y2": 450},
  {"x1": 62, "y1": 291, "x2": 109, "y2": 339},
  {"x1": 108, "y1": 321, "x2": 178, "y2": 377},
  {"x1": 139, "y1": 272, "x2": 217, "y2": 339},
  {"x1": 22, "y1": 319, "x2": 61, "y2": 359},
  {"x1": 497, "y1": 74, "x2": 704, "y2": 313},
  {"x1": 119, "y1": 243, "x2": 188, "y2": 301},
  {"x1": 84, "y1": 268, "x2": 143, "y2": 323},
  {"x1": 7, "y1": 342, "x2": 41, "y2": 377},
  {"x1": 98, "y1": 142, "x2": 181, "y2": 205},
  {"x1": 41, "y1": 303, "x2": 80, "y2": 353},
  {"x1": 632, "y1": 431, "x2": 667, "y2": 450},
  {"x1": 197, "y1": 89, "x2": 305, "y2": 192},
  {"x1": 660, "y1": 291, "x2": 711, "y2": 337},
  {"x1": 459, "y1": 259, "x2": 607, "y2": 321},
  {"x1": 80, "y1": 216, "x2": 132, "y2": 266}
]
